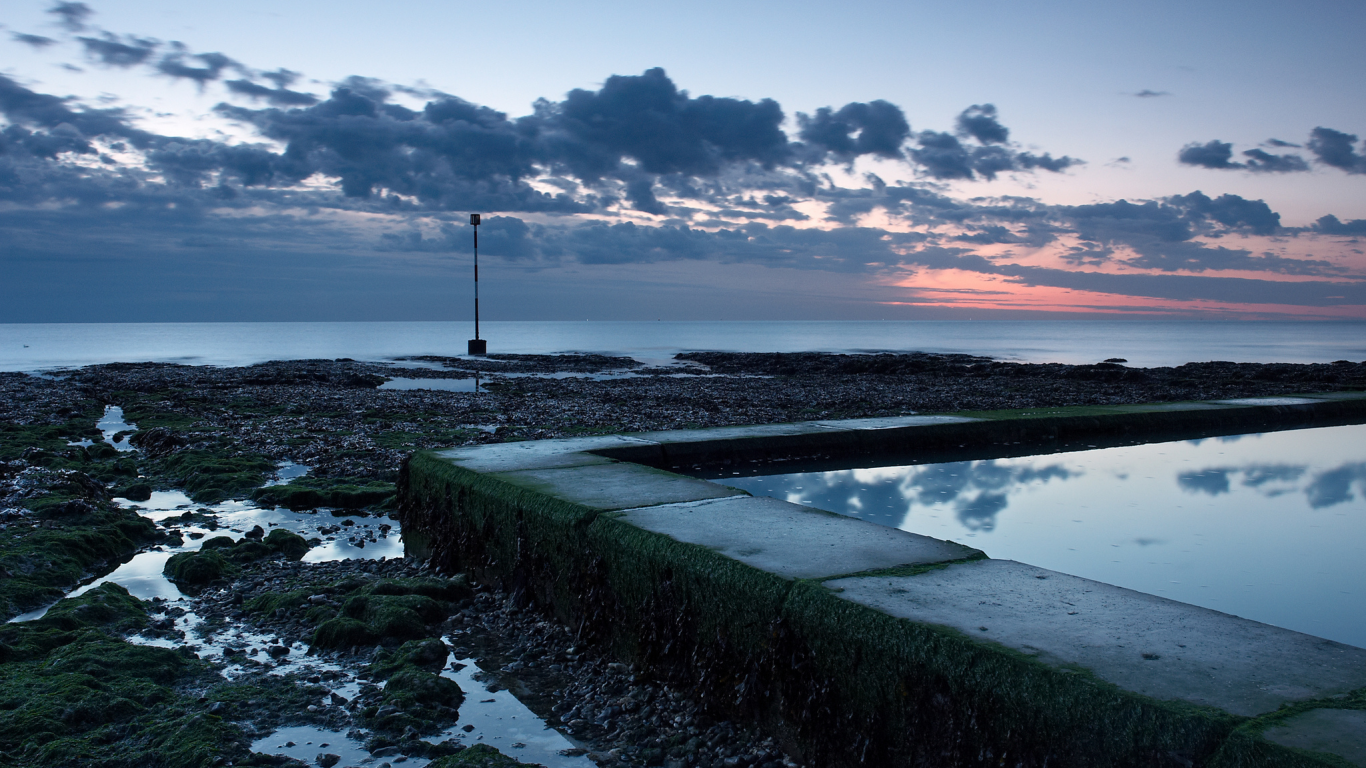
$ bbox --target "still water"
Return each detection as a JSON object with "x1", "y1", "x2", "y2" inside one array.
[
  {"x1": 724, "y1": 423, "x2": 1366, "y2": 649},
  {"x1": 3, "y1": 320, "x2": 1364, "y2": 372}
]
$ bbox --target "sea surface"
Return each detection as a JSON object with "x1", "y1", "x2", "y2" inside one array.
[{"x1": 0, "y1": 320, "x2": 1363, "y2": 372}]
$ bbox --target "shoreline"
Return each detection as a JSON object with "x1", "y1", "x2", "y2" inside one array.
[{"x1": 3, "y1": 353, "x2": 1365, "y2": 767}]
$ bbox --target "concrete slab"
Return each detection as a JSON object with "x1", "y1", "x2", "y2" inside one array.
[
  {"x1": 826, "y1": 559, "x2": 1366, "y2": 717},
  {"x1": 1114, "y1": 402, "x2": 1224, "y2": 412},
  {"x1": 1213, "y1": 397, "x2": 1322, "y2": 406},
  {"x1": 1262, "y1": 708, "x2": 1366, "y2": 767},
  {"x1": 437, "y1": 435, "x2": 653, "y2": 472},
  {"x1": 1302, "y1": 391, "x2": 1366, "y2": 401},
  {"x1": 812, "y1": 415, "x2": 980, "y2": 430},
  {"x1": 627, "y1": 422, "x2": 834, "y2": 445},
  {"x1": 614, "y1": 495, "x2": 982, "y2": 581},
  {"x1": 495, "y1": 462, "x2": 745, "y2": 512}
]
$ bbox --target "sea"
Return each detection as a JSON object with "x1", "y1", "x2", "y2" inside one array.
[{"x1": 1, "y1": 320, "x2": 1363, "y2": 372}]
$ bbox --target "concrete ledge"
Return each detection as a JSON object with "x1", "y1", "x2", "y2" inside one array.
[{"x1": 398, "y1": 392, "x2": 1366, "y2": 767}]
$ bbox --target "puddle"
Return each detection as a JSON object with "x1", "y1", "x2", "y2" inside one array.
[
  {"x1": 380, "y1": 377, "x2": 483, "y2": 392},
  {"x1": 265, "y1": 460, "x2": 312, "y2": 486},
  {"x1": 97, "y1": 405, "x2": 137, "y2": 451},
  {"x1": 726, "y1": 422, "x2": 1366, "y2": 648},
  {"x1": 247, "y1": 652, "x2": 592, "y2": 768}
]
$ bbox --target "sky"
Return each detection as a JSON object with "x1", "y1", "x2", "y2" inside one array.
[{"x1": 2, "y1": 0, "x2": 1365, "y2": 322}]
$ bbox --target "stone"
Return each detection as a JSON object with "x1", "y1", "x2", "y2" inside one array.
[
  {"x1": 615, "y1": 495, "x2": 980, "y2": 581},
  {"x1": 826, "y1": 559, "x2": 1366, "y2": 717},
  {"x1": 1262, "y1": 708, "x2": 1366, "y2": 767}
]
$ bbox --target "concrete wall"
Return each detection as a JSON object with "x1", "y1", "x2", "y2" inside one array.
[{"x1": 398, "y1": 395, "x2": 1366, "y2": 767}]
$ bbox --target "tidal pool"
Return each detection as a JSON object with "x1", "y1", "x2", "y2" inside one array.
[{"x1": 724, "y1": 422, "x2": 1366, "y2": 648}]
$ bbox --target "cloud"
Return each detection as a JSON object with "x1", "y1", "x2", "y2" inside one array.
[
  {"x1": 1314, "y1": 215, "x2": 1366, "y2": 235},
  {"x1": 797, "y1": 100, "x2": 910, "y2": 160},
  {"x1": 11, "y1": 32, "x2": 57, "y2": 47},
  {"x1": 955, "y1": 104, "x2": 1008, "y2": 144},
  {"x1": 1178, "y1": 140, "x2": 1308, "y2": 173},
  {"x1": 48, "y1": 1, "x2": 92, "y2": 32},
  {"x1": 1240, "y1": 148, "x2": 1309, "y2": 173},
  {"x1": 1134, "y1": 89, "x2": 1169, "y2": 98},
  {"x1": 1265, "y1": 138, "x2": 1300, "y2": 148},
  {"x1": 1307, "y1": 127, "x2": 1366, "y2": 174},
  {"x1": 224, "y1": 79, "x2": 319, "y2": 106},
  {"x1": 0, "y1": 73, "x2": 153, "y2": 147},
  {"x1": 79, "y1": 33, "x2": 159, "y2": 67},
  {"x1": 155, "y1": 47, "x2": 240, "y2": 84},
  {"x1": 1178, "y1": 140, "x2": 1239, "y2": 169},
  {"x1": 911, "y1": 106, "x2": 1079, "y2": 181},
  {"x1": 547, "y1": 67, "x2": 790, "y2": 179}
]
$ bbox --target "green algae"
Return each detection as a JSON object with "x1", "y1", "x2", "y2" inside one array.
[
  {"x1": 368, "y1": 638, "x2": 449, "y2": 680},
  {"x1": 234, "y1": 575, "x2": 468, "y2": 651},
  {"x1": 428, "y1": 744, "x2": 540, "y2": 767},
  {"x1": 1206, "y1": 687, "x2": 1366, "y2": 768},
  {"x1": 250, "y1": 477, "x2": 396, "y2": 510},
  {"x1": 0, "y1": 584, "x2": 256, "y2": 768},
  {"x1": 0, "y1": 502, "x2": 159, "y2": 620},
  {"x1": 149, "y1": 448, "x2": 276, "y2": 503},
  {"x1": 164, "y1": 531, "x2": 313, "y2": 590}
]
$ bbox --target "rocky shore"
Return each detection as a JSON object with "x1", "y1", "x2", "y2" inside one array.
[{"x1": 2, "y1": 352, "x2": 1365, "y2": 767}]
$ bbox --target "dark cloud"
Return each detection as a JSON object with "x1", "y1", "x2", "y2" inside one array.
[
  {"x1": 261, "y1": 69, "x2": 302, "y2": 89},
  {"x1": 48, "y1": 1, "x2": 92, "y2": 32},
  {"x1": 1178, "y1": 140, "x2": 1239, "y2": 169},
  {"x1": 955, "y1": 104, "x2": 1008, "y2": 144},
  {"x1": 1307, "y1": 127, "x2": 1366, "y2": 174},
  {"x1": 224, "y1": 79, "x2": 319, "y2": 107},
  {"x1": 1314, "y1": 215, "x2": 1366, "y2": 235},
  {"x1": 1169, "y1": 191, "x2": 1280, "y2": 234},
  {"x1": 1265, "y1": 138, "x2": 1300, "y2": 148},
  {"x1": 1134, "y1": 90, "x2": 1169, "y2": 98},
  {"x1": 917, "y1": 124, "x2": 1076, "y2": 180},
  {"x1": 0, "y1": 73, "x2": 152, "y2": 147},
  {"x1": 156, "y1": 48, "x2": 240, "y2": 83},
  {"x1": 79, "y1": 33, "x2": 159, "y2": 67},
  {"x1": 548, "y1": 67, "x2": 789, "y2": 179},
  {"x1": 1240, "y1": 148, "x2": 1308, "y2": 173},
  {"x1": 1178, "y1": 141, "x2": 1308, "y2": 174},
  {"x1": 12, "y1": 32, "x2": 57, "y2": 47},
  {"x1": 1016, "y1": 152, "x2": 1078, "y2": 172},
  {"x1": 1040, "y1": 192, "x2": 1331, "y2": 275},
  {"x1": 798, "y1": 100, "x2": 910, "y2": 160}
]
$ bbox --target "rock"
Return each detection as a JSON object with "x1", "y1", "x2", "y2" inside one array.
[
  {"x1": 316, "y1": 754, "x2": 340, "y2": 768},
  {"x1": 244, "y1": 525, "x2": 265, "y2": 541}
]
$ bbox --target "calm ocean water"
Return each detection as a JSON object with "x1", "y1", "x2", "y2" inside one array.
[{"x1": 1, "y1": 320, "x2": 1363, "y2": 372}]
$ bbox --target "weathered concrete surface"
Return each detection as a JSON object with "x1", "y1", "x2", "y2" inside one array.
[
  {"x1": 614, "y1": 495, "x2": 982, "y2": 580},
  {"x1": 826, "y1": 559, "x2": 1366, "y2": 718},
  {"x1": 491, "y1": 462, "x2": 744, "y2": 512},
  {"x1": 1213, "y1": 397, "x2": 1324, "y2": 406},
  {"x1": 1262, "y1": 709, "x2": 1366, "y2": 767},
  {"x1": 436, "y1": 435, "x2": 650, "y2": 472}
]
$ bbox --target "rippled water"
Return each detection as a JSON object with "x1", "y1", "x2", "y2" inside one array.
[
  {"x1": 726, "y1": 423, "x2": 1366, "y2": 648},
  {"x1": 4, "y1": 320, "x2": 1365, "y2": 372}
]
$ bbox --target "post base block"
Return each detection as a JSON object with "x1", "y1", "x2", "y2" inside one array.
[{"x1": 467, "y1": 339, "x2": 487, "y2": 356}]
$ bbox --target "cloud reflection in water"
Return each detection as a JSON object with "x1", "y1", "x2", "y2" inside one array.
[{"x1": 771, "y1": 459, "x2": 1076, "y2": 533}]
